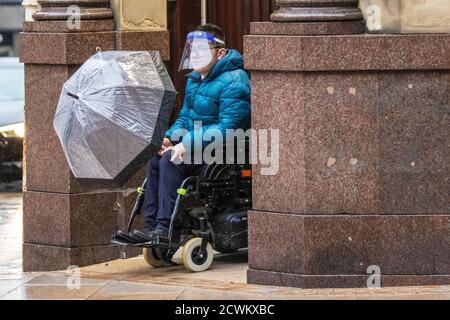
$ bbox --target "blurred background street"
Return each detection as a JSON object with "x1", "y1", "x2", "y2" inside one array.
[
  {"x1": 0, "y1": 0, "x2": 24, "y2": 193},
  {"x1": 0, "y1": 0, "x2": 24, "y2": 279}
]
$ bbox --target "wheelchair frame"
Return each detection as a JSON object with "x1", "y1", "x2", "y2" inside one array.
[{"x1": 121, "y1": 160, "x2": 252, "y2": 267}]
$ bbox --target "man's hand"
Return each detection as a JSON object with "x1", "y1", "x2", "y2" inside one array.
[
  {"x1": 158, "y1": 138, "x2": 173, "y2": 155},
  {"x1": 161, "y1": 143, "x2": 185, "y2": 165}
]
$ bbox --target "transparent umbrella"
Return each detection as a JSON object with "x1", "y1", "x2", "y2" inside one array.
[{"x1": 54, "y1": 51, "x2": 176, "y2": 185}]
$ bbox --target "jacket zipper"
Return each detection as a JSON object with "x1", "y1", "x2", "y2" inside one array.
[
  {"x1": 186, "y1": 76, "x2": 202, "y2": 133},
  {"x1": 187, "y1": 74, "x2": 202, "y2": 111}
]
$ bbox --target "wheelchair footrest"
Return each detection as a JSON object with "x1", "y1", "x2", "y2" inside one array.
[{"x1": 139, "y1": 236, "x2": 179, "y2": 249}]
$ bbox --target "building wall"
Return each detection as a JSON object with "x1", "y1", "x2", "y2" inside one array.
[
  {"x1": 360, "y1": 0, "x2": 450, "y2": 33},
  {"x1": 110, "y1": 0, "x2": 167, "y2": 31}
]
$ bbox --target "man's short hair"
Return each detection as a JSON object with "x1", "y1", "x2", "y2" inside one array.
[{"x1": 195, "y1": 23, "x2": 225, "y2": 47}]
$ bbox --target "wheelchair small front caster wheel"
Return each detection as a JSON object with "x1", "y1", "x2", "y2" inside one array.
[
  {"x1": 182, "y1": 238, "x2": 214, "y2": 272},
  {"x1": 143, "y1": 248, "x2": 167, "y2": 268}
]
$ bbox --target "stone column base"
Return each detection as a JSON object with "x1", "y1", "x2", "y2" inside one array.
[
  {"x1": 248, "y1": 270, "x2": 450, "y2": 289},
  {"x1": 251, "y1": 21, "x2": 365, "y2": 35},
  {"x1": 248, "y1": 211, "x2": 450, "y2": 289},
  {"x1": 23, "y1": 243, "x2": 141, "y2": 272}
]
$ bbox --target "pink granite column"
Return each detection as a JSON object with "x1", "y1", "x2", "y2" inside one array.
[
  {"x1": 20, "y1": 0, "x2": 169, "y2": 271},
  {"x1": 245, "y1": 1, "x2": 450, "y2": 288}
]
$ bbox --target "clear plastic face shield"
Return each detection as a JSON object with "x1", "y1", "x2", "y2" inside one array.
[{"x1": 179, "y1": 31, "x2": 225, "y2": 71}]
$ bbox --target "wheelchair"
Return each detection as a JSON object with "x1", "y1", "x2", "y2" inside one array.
[{"x1": 111, "y1": 140, "x2": 252, "y2": 272}]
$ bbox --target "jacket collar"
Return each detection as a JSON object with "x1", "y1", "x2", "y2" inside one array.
[{"x1": 187, "y1": 49, "x2": 244, "y2": 82}]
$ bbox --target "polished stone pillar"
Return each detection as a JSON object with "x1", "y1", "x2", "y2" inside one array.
[
  {"x1": 21, "y1": 0, "x2": 169, "y2": 271},
  {"x1": 245, "y1": 1, "x2": 450, "y2": 288}
]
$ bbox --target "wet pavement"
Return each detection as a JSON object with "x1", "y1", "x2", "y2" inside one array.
[
  {"x1": 2, "y1": 254, "x2": 450, "y2": 300},
  {"x1": 1, "y1": 192, "x2": 450, "y2": 300},
  {"x1": 0, "y1": 193, "x2": 22, "y2": 275}
]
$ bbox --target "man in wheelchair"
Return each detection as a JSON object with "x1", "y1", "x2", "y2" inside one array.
[{"x1": 112, "y1": 24, "x2": 251, "y2": 269}]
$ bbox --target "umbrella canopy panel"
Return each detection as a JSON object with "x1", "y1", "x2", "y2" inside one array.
[{"x1": 54, "y1": 51, "x2": 176, "y2": 184}]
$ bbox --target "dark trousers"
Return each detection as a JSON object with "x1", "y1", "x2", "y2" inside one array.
[{"x1": 143, "y1": 152, "x2": 204, "y2": 229}]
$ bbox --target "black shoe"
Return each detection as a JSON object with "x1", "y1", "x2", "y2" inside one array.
[
  {"x1": 112, "y1": 224, "x2": 155, "y2": 245},
  {"x1": 130, "y1": 225, "x2": 159, "y2": 244},
  {"x1": 112, "y1": 231, "x2": 139, "y2": 245},
  {"x1": 147, "y1": 224, "x2": 182, "y2": 244}
]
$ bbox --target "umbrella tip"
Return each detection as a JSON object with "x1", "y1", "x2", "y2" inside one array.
[{"x1": 96, "y1": 47, "x2": 102, "y2": 54}]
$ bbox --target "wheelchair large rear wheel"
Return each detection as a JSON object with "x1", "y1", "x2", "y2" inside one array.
[
  {"x1": 143, "y1": 248, "x2": 167, "y2": 268},
  {"x1": 182, "y1": 238, "x2": 214, "y2": 272}
]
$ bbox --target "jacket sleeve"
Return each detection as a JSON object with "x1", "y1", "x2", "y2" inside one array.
[
  {"x1": 164, "y1": 98, "x2": 191, "y2": 142},
  {"x1": 182, "y1": 76, "x2": 251, "y2": 150}
]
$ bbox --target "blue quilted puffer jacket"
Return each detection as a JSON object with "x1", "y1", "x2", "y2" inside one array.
[{"x1": 165, "y1": 49, "x2": 251, "y2": 150}]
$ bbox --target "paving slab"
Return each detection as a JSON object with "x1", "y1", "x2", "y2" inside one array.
[
  {"x1": 60, "y1": 250, "x2": 249, "y2": 289},
  {"x1": 176, "y1": 287, "x2": 268, "y2": 300},
  {"x1": 0, "y1": 279, "x2": 32, "y2": 297},
  {"x1": 0, "y1": 284, "x2": 105, "y2": 300},
  {"x1": 87, "y1": 281, "x2": 186, "y2": 300},
  {"x1": 26, "y1": 274, "x2": 109, "y2": 286}
]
